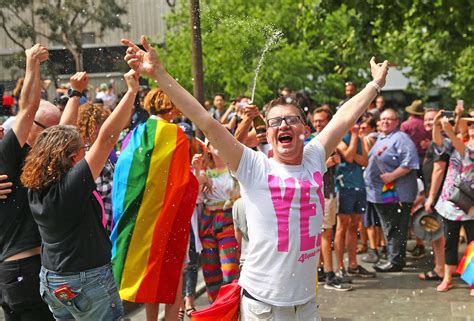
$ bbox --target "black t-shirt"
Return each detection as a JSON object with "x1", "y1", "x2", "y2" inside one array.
[
  {"x1": 28, "y1": 159, "x2": 111, "y2": 272},
  {"x1": 422, "y1": 142, "x2": 449, "y2": 203},
  {"x1": 0, "y1": 130, "x2": 41, "y2": 262}
]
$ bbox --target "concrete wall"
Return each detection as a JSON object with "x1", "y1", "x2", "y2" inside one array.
[{"x1": 0, "y1": 0, "x2": 172, "y2": 85}]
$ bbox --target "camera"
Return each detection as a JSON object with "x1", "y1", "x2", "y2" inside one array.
[{"x1": 441, "y1": 111, "x2": 455, "y2": 119}]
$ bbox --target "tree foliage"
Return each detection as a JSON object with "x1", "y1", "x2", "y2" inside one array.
[
  {"x1": 0, "y1": 0, "x2": 129, "y2": 72},
  {"x1": 157, "y1": 0, "x2": 473, "y2": 107}
]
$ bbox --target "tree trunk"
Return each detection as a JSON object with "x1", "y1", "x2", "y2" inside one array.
[{"x1": 69, "y1": 48, "x2": 83, "y2": 73}]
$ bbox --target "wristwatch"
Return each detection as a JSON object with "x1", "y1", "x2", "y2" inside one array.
[{"x1": 67, "y1": 88, "x2": 83, "y2": 98}]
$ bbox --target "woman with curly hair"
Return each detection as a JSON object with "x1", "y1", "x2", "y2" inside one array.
[
  {"x1": 77, "y1": 103, "x2": 116, "y2": 231},
  {"x1": 20, "y1": 70, "x2": 140, "y2": 321}
]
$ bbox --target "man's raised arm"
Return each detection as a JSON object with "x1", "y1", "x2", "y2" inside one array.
[
  {"x1": 12, "y1": 44, "x2": 49, "y2": 147},
  {"x1": 121, "y1": 36, "x2": 244, "y2": 173}
]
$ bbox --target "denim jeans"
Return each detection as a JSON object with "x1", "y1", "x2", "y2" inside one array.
[
  {"x1": 183, "y1": 229, "x2": 199, "y2": 297},
  {"x1": 374, "y1": 202, "x2": 412, "y2": 267},
  {"x1": 39, "y1": 264, "x2": 123, "y2": 321}
]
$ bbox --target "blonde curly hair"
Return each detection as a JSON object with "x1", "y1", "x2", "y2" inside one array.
[
  {"x1": 21, "y1": 125, "x2": 82, "y2": 190},
  {"x1": 77, "y1": 103, "x2": 110, "y2": 145},
  {"x1": 143, "y1": 87, "x2": 176, "y2": 115}
]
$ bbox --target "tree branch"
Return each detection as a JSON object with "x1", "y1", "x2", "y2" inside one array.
[
  {"x1": 5, "y1": 7, "x2": 31, "y2": 29},
  {"x1": 0, "y1": 13, "x2": 26, "y2": 50}
]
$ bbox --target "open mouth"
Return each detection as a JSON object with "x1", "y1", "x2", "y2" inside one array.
[{"x1": 278, "y1": 134, "x2": 293, "y2": 144}]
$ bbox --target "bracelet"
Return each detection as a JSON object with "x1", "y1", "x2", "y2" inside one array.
[{"x1": 367, "y1": 81, "x2": 381, "y2": 94}]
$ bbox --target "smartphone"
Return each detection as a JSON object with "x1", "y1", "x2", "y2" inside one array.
[
  {"x1": 441, "y1": 111, "x2": 455, "y2": 119},
  {"x1": 457, "y1": 99, "x2": 464, "y2": 108},
  {"x1": 255, "y1": 127, "x2": 267, "y2": 134},
  {"x1": 253, "y1": 115, "x2": 266, "y2": 130}
]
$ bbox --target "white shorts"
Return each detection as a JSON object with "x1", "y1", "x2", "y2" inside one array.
[{"x1": 240, "y1": 295, "x2": 321, "y2": 321}]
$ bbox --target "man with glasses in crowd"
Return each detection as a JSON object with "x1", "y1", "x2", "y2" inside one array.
[
  {"x1": 120, "y1": 35, "x2": 389, "y2": 320},
  {"x1": 364, "y1": 109, "x2": 419, "y2": 272}
]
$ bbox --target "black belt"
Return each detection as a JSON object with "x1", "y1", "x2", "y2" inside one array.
[{"x1": 242, "y1": 289, "x2": 261, "y2": 302}]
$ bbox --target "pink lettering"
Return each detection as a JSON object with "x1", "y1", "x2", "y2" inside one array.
[
  {"x1": 298, "y1": 250, "x2": 316, "y2": 263},
  {"x1": 316, "y1": 232, "x2": 322, "y2": 247},
  {"x1": 299, "y1": 179, "x2": 317, "y2": 251},
  {"x1": 268, "y1": 175, "x2": 296, "y2": 252},
  {"x1": 313, "y1": 172, "x2": 325, "y2": 212}
]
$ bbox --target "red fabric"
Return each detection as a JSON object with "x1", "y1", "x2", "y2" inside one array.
[
  {"x1": 191, "y1": 280, "x2": 240, "y2": 321},
  {"x1": 2, "y1": 96, "x2": 14, "y2": 107}
]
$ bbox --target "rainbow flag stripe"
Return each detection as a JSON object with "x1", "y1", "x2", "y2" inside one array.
[
  {"x1": 381, "y1": 182, "x2": 400, "y2": 203},
  {"x1": 111, "y1": 118, "x2": 198, "y2": 303},
  {"x1": 457, "y1": 241, "x2": 474, "y2": 286}
]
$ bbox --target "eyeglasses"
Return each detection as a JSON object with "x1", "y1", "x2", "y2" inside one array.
[
  {"x1": 267, "y1": 115, "x2": 302, "y2": 127},
  {"x1": 33, "y1": 120, "x2": 48, "y2": 129}
]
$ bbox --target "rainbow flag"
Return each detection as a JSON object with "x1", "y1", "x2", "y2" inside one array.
[
  {"x1": 457, "y1": 241, "x2": 474, "y2": 286},
  {"x1": 111, "y1": 117, "x2": 199, "y2": 303},
  {"x1": 381, "y1": 182, "x2": 400, "y2": 203}
]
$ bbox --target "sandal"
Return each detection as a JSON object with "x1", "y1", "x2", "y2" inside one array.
[
  {"x1": 436, "y1": 282, "x2": 453, "y2": 292},
  {"x1": 418, "y1": 270, "x2": 443, "y2": 281},
  {"x1": 178, "y1": 308, "x2": 185, "y2": 321},
  {"x1": 185, "y1": 307, "x2": 197, "y2": 317}
]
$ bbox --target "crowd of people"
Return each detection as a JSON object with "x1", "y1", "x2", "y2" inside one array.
[{"x1": 0, "y1": 38, "x2": 473, "y2": 321}]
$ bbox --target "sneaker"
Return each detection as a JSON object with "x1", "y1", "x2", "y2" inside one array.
[
  {"x1": 348, "y1": 265, "x2": 376, "y2": 278},
  {"x1": 324, "y1": 275, "x2": 353, "y2": 291},
  {"x1": 317, "y1": 267, "x2": 326, "y2": 284},
  {"x1": 335, "y1": 268, "x2": 352, "y2": 284},
  {"x1": 362, "y1": 248, "x2": 379, "y2": 264},
  {"x1": 411, "y1": 246, "x2": 426, "y2": 259}
]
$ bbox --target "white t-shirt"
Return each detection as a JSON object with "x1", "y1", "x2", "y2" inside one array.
[{"x1": 235, "y1": 139, "x2": 326, "y2": 306}]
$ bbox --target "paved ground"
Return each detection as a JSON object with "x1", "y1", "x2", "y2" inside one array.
[
  {"x1": 1, "y1": 241, "x2": 472, "y2": 321},
  {"x1": 127, "y1": 240, "x2": 474, "y2": 321}
]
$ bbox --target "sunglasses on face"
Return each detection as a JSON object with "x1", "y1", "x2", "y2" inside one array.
[
  {"x1": 267, "y1": 115, "x2": 302, "y2": 127},
  {"x1": 467, "y1": 121, "x2": 474, "y2": 126}
]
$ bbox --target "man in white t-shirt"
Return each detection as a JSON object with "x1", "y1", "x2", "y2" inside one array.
[{"x1": 122, "y1": 35, "x2": 389, "y2": 320}]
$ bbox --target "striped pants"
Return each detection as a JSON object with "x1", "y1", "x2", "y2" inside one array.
[{"x1": 199, "y1": 208, "x2": 240, "y2": 303}]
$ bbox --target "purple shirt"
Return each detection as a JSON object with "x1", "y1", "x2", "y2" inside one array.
[
  {"x1": 400, "y1": 116, "x2": 431, "y2": 157},
  {"x1": 364, "y1": 129, "x2": 419, "y2": 203}
]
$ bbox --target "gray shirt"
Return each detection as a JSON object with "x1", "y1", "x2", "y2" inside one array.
[{"x1": 364, "y1": 129, "x2": 419, "y2": 203}]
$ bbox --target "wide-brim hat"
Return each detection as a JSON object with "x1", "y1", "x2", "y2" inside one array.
[
  {"x1": 412, "y1": 208, "x2": 444, "y2": 241},
  {"x1": 459, "y1": 117, "x2": 474, "y2": 135},
  {"x1": 405, "y1": 100, "x2": 425, "y2": 115}
]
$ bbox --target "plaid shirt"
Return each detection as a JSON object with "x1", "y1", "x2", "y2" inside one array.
[{"x1": 95, "y1": 160, "x2": 114, "y2": 233}]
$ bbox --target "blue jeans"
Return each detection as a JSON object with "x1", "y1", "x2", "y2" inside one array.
[
  {"x1": 183, "y1": 229, "x2": 199, "y2": 297},
  {"x1": 39, "y1": 264, "x2": 123, "y2": 321}
]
